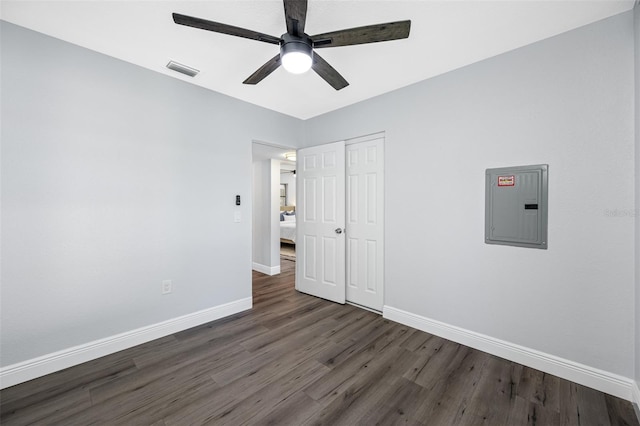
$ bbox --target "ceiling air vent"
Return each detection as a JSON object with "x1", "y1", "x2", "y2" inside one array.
[{"x1": 166, "y1": 60, "x2": 199, "y2": 77}]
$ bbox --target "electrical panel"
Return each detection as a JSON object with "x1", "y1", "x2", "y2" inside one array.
[{"x1": 485, "y1": 164, "x2": 548, "y2": 249}]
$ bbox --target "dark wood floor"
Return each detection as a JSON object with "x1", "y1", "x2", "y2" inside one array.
[{"x1": 1, "y1": 258, "x2": 638, "y2": 425}]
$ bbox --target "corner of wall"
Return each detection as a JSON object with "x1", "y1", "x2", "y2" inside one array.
[
  {"x1": 252, "y1": 262, "x2": 281, "y2": 276},
  {"x1": 635, "y1": 0, "x2": 640, "y2": 409}
]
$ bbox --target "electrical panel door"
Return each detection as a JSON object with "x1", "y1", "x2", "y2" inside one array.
[{"x1": 485, "y1": 164, "x2": 548, "y2": 249}]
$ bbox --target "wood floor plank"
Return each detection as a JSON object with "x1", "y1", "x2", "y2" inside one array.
[
  {"x1": 0, "y1": 387, "x2": 92, "y2": 425},
  {"x1": 408, "y1": 348, "x2": 492, "y2": 425},
  {"x1": 314, "y1": 338, "x2": 362, "y2": 369},
  {"x1": 215, "y1": 331, "x2": 330, "y2": 396},
  {"x1": 449, "y1": 354, "x2": 521, "y2": 425},
  {"x1": 162, "y1": 359, "x2": 329, "y2": 425},
  {"x1": 356, "y1": 378, "x2": 428, "y2": 426},
  {"x1": 1, "y1": 259, "x2": 637, "y2": 426},
  {"x1": 321, "y1": 308, "x2": 383, "y2": 344},
  {"x1": 575, "y1": 383, "x2": 613, "y2": 426},
  {"x1": 559, "y1": 380, "x2": 583, "y2": 425},
  {"x1": 0, "y1": 356, "x2": 136, "y2": 416},
  {"x1": 132, "y1": 320, "x2": 268, "y2": 369},
  {"x1": 212, "y1": 315, "x2": 339, "y2": 386},
  {"x1": 314, "y1": 316, "x2": 401, "y2": 369},
  {"x1": 90, "y1": 337, "x2": 250, "y2": 404},
  {"x1": 505, "y1": 396, "x2": 562, "y2": 426},
  {"x1": 255, "y1": 390, "x2": 323, "y2": 426},
  {"x1": 399, "y1": 328, "x2": 435, "y2": 351},
  {"x1": 604, "y1": 393, "x2": 640, "y2": 426},
  {"x1": 65, "y1": 370, "x2": 219, "y2": 425},
  {"x1": 303, "y1": 347, "x2": 418, "y2": 425},
  {"x1": 403, "y1": 339, "x2": 465, "y2": 386},
  {"x1": 159, "y1": 335, "x2": 332, "y2": 424},
  {"x1": 238, "y1": 303, "x2": 341, "y2": 353},
  {"x1": 409, "y1": 331, "x2": 453, "y2": 358},
  {"x1": 203, "y1": 360, "x2": 330, "y2": 426},
  {"x1": 109, "y1": 378, "x2": 218, "y2": 425},
  {"x1": 256, "y1": 297, "x2": 327, "y2": 330},
  {"x1": 303, "y1": 322, "x2": 412, "y2": 403},
  {"x1": 516, "y1": 365, "x2": 562, "y2": 413}
]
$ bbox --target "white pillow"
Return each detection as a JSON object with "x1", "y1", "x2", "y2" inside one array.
[{"x1": 283, "y1": 215, "x2": 296, "y2": 222}]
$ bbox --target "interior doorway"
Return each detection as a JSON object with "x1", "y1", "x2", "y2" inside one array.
[{"x1": 251, "y1": 141, "x2": 297, "y2": 276}]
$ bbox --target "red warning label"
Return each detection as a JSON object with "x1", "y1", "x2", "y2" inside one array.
[{"x1": 498, "y1": 175, "x2": 515, "y2": 186}]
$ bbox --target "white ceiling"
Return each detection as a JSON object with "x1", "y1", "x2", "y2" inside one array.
[{"x1": 1, "y1": 1, "x2": 634, "y2": 119}]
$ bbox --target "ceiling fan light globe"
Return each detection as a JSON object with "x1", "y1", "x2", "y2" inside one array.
[{"x1": 282, "y1": 51, "x2": 312, "y2": 74}]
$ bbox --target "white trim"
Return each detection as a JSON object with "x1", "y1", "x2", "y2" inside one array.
[
  {"x1": 344, "y1": 131, "x2": 385, "y2": 146},
  {"x1": 306, "y1": 131, "x2": 385, "y2": 149},
  {"x1": 252, "y1": 262, "x2": 281, "y2": 275},
  {"x1": 383, "y1": 305, "x2": 636, "y2": 402},
  {"x1": 632, "y1": 380, "x2": 640, "y2": 418},
  {"x1": 0, "y1": 297, "x2": 252, "y2": 389},
  {"x1": 252, "y1": 139, "x2": 297, "y2": 151}
]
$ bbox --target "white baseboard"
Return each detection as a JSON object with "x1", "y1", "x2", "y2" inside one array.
[
  {"x1": 252, "y1": 262, "x2": 281, "y2": 275},
  {"x1": 632, "y1": 380, "x2": 640, "y2": 421},
  {"x1": 0, "y1": 297, "x2": 252, "y2": 389},
  {"x1": 383, "y1": 305, "x2": 635, "y2": 402}
]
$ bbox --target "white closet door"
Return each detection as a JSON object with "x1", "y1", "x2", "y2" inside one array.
[
  {"x1": 345, "y1": 137, "x2": 384, "y2": 311},
  {"x1": 296, "y1": 141, "x2": 346, "y2": 304}
]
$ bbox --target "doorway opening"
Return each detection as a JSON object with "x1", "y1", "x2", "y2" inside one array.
[{"x1": 251, "y1": 141, "x2": 297, "y2": 276}]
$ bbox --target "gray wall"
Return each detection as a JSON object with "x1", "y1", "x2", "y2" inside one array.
[
  {"x1": 0, "y1": 21, "x2": 304, "y2": 366},
  {"x1": 635, "y1": 4, "x2": 640, "y2": 390},
  {"x1": 304, "y1": 12, "x2": 636, "y2": 378},
  {"x1": 251, "y1": 158, "x2": 281, "y2": 271}
]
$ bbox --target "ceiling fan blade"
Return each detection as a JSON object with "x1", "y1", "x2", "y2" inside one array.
[
  {"x1": 283, "y1": 0, "x2": 308, "y2": 36},
  {"x1": 312, "y1": 20, "x2": 411, "y2": 48},
  {"x1": 311, "y1": 52, "x2": 348, "y2": 91},
  {"x1": 243, "y1": 54, "x2": 282, "y2": 85},
  {"x1": 173, "y1": 13, "x2": 281, "y2": 45}
]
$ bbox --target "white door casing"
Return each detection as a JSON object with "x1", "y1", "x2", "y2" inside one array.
[
  {"x1": 345, "y1": 137, "x2": 384, "y2": 311},
  {"x1": 296, "y1": 141, "x2": 346, "y2": 304}
]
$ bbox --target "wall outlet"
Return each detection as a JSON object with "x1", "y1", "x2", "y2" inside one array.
[{"x1": 162, "y1": 280, "x2": 172, "y2": 295}]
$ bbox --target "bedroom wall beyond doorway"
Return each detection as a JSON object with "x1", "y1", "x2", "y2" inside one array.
[{"x1": 252, "y1": 158, "x2": 281, "y2": 275}]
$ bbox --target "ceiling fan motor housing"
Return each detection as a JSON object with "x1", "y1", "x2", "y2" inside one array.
[{"x1": 280, "y1": 33, "x2": 313, "y2": 61}]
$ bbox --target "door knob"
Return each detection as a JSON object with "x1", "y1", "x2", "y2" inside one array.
[{"x1": 335, "y1": 228, "x2": 343, "y2": 234}]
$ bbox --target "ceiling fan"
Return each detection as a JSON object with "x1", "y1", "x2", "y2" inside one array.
[{"x1": 172, "y1": 0, "x2": 411, "y2": 90}]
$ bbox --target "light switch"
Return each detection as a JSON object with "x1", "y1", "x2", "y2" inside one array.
[{"x1": 234, "y1": 211, "x2": 241, "y2": 223}]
